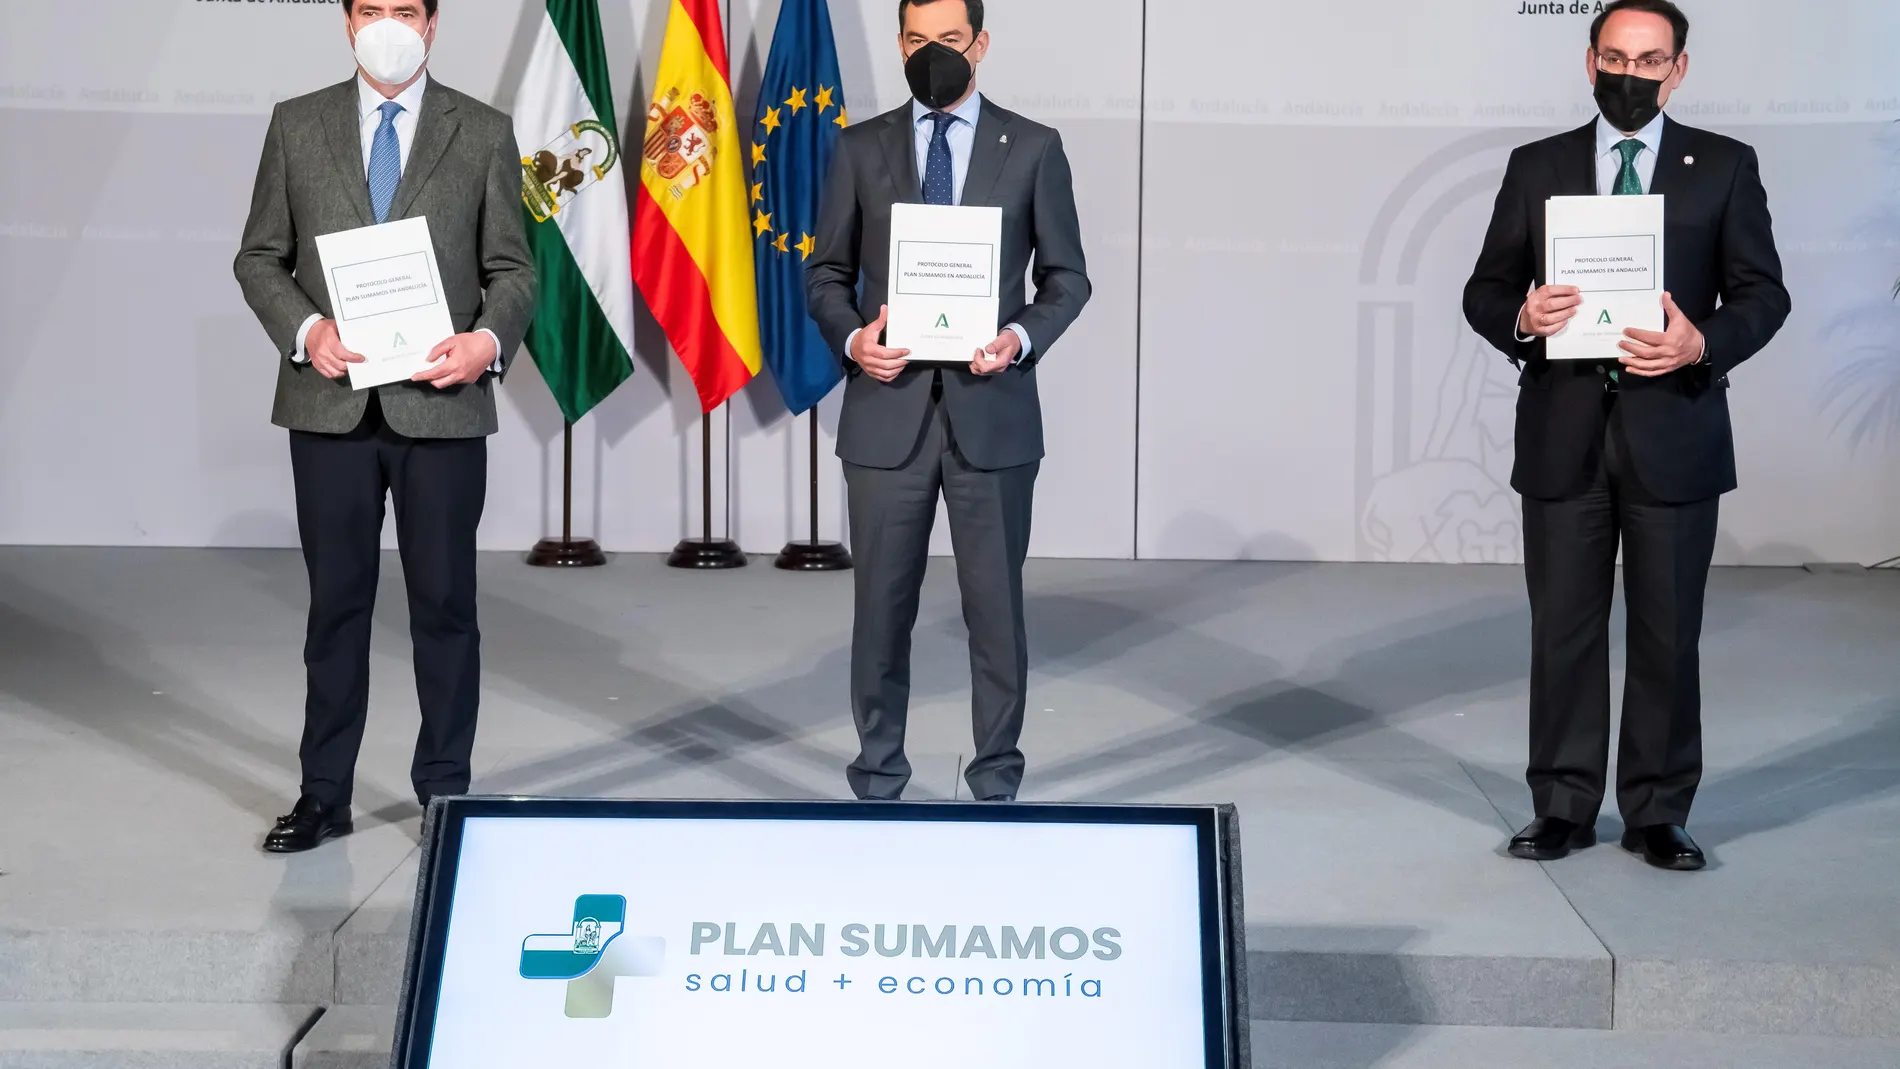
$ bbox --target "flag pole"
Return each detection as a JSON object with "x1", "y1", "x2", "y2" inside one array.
[
  {"x1": 668, "y1": 405, "x2": 747, "y2": 569},
  {"x1": 774, "y1": 406, "x2": 851, "y2": 570},
  {"x1": 527, "y1": 421, "x2": 607, "y2": 567}
]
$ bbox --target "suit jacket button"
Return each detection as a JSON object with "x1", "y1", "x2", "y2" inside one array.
[{"x1": 1595, "y1": 364, "x2": 1606, "y2": 374}]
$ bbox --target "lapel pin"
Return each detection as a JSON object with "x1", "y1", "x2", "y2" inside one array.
[
  {"x1": 1683, "y1": 155, "x2": 1694, "y2": 165},
  {"x1": 999, "y1": 134, "x2": 1009, "y2": 144}
]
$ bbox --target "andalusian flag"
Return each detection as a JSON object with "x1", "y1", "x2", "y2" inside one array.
[
  {"x1": 633, "y1": 0, "x2": 762, "y2": 413},
  {"x1": 513, "y1": 0, "x2": 635, "y2": 424}
]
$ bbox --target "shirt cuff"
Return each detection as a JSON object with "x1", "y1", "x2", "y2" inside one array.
[
  {"x1": 478, "y1": 328, "x2": 504, "y2": 373},
  {"x1": 844, "y1": 328, "x2": 862, "y2": 363},
  {"x1": 1513, "y1": 306, "x2": 1536, "y2": 344},
  {"x1": 291, "y1": 313, "x2": 323, "y2": 363},
  {"x1": 1006, "y1": 323, "x2": 1033, "y2": 365}
]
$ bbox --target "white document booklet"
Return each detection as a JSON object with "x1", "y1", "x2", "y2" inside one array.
[
  {"x1": 314, "y1": 216, "x2": 455, "y2": 390},
  {"x1": 885, "y1": 203, "x2": 1004, "y2": 363},
  {"x1": 1543, "y1": 194, "x2": 1665, "y2": 361}
]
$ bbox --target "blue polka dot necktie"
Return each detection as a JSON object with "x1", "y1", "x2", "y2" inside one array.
[
  {"x1": 368, "y1": 100, "x2": 404, "y2": 223},
  {"x1": 922, "y1": 111, "x2": 955, "y2": 206}
]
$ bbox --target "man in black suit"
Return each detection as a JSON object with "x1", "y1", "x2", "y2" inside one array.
[
  {"x1": 805, "y1": 0, "x2": 1091, "y2": 803},
  {"x1": 1464, "y1": 0, "x2": 1789, "y2": 870}
]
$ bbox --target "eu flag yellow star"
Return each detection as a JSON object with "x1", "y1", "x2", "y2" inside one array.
[
  {"x1": 785, "y1": 87, "x2": 808, "y2": 115},
  {"x1": 751, "y1": 142, "x2": 767, "y2": 166},
  {"x1": 796, "y1": 233, "x2": 816, "y2": 260},
  {"x1": 833, "y1": 108, "x2": 849, "y2": 129},
  {"x1": 750, "y1": 181, "x2": 764, "y2": 204},
  {"x1": 759, "y1": 106, "x2": 783, "y2": 135},
  {"x1": 814, "y1": 86, "x2": 835, "y2": 114},
  {"x1": 773, "y1": 232, "x2": 791, "y2": 253},
  {"x1": 753, "y1": 210, "x2": 773, "y2": 237}
]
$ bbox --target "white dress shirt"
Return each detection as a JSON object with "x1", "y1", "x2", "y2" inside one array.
[
  {"x1": 1514, "y1": 110, "x2": 1671, "y2": 345},
  {"x1": 845, "y1": 91, "x2": 1032, "y2": 367},
  {"x1": 294, "y1": 73, "x2": 501, "y2": 372}
]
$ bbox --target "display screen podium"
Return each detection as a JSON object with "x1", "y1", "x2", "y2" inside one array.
[{"x1": 392, "y1": 798, "x2": 1249, "y2": 1068}]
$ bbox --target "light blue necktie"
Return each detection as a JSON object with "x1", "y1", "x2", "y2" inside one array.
[
  {"x1": 367, "y1": 100, "x2": 403, "y2": 223},
  {"x1": 922, "y1": 112, "x2": 955, "y2": 206}
]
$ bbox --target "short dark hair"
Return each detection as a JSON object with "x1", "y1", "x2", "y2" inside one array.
[
  {"x1": 898, "y1": 0, "x2": 984, "y2": 35},
  {"x1": 1591, "y1": 0, "x2": 1689, "y2": 55},
  {"x1": 342, "y1": 0, "x2": 440, "y2": 17}
]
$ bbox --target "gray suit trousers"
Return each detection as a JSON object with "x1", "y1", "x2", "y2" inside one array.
[{"x1": 843, "y1": 379, "x2": 1038, "y2": 801}]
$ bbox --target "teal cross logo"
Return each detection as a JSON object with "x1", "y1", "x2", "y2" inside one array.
[{"x1": 519, "y1": 894, "x2": 667, "y2": 1018}]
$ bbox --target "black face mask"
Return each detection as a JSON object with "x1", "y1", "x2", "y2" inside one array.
[
  {"x1": 1594, "y1": 71, "x2": 1665, "y2": 133},
  {"x1": 905, "y1": 40, "x2": 975, "y2": 111}
]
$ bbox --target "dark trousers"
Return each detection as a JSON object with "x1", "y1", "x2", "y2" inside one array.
[
  {"x1": 842, "y1": 378, "x2": 1038, "y2": 801},
  {"x1": 287, "y1": 395, "x2": 487, "y2": 809},
  {"x1": 1522, "y1": 401, "x2": 1719, "y2": 828}
]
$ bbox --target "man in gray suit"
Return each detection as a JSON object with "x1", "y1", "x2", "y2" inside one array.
[
  {"x1": 233, "y1": 0, "x2": 534, "y2": 852},
  {"x1": 806, "y1": 0, "x2": 1091, "y2": 803}
]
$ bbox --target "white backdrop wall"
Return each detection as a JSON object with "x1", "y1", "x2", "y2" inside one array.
[
  {"x1": 0, "y1": 0, "x2": 1894, "y2": 565},
  {"x1": 1137, "y1": 0, "x2": 1900, "y2": 566}
]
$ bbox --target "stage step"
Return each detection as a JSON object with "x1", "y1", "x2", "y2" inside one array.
[
  {"x1": 0, "y1": 928, "x2": 337, "y2": 1005},
  {"x1": 1254, "y1": 1021, "x2": 1900, "y2": 1068},
  {"x1": 330, "y1": 884, "x2": 1900, "y2": 1035},
  {"x1": 290, "y1": 1007, "x2": 387, "y2": 1069},
  {"x1": 291, "y1": 1011, "x2": 1900, "y2": 1069},
  {"x1": 0, "y1": 1003, "x2": 319, "y2": 1069}
]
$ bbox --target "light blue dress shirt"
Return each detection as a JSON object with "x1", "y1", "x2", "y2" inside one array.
[
  {"x1": 911, "y1": 91, "x2": 983, "y2": 206},
  {"x1": 1595, "y1": 111, "x2": 1666, "y2": 195},
  {"x1": 845, "y1": 91, "x2": 1032, "y2": 365},
  {"x1": 1514, "y1": 110, "x2": 1671, "y2": 345}
]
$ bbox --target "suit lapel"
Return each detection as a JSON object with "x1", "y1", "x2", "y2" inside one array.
[
  {"x1": 388, "y1": 79, "x2": 459, "y2": 222},
  {"x1": 1647, "y1": 116, "x2": 1689, "y2": 199},
  {"x1": 879, "y1": 108, "x2": 921, "y2": 204},
  {"x1": 960, "y1": 104, "x2": 1016, "y2": 208},
  {"x1": 877, "y1": 109, "x2": 923, "y2": 206},
  {"x1": 321, "y1": 81, "x2": 375, "y2": 227},
  {"x1": 1558, "y1": 120, "x2": 1597, "y2": 197}
]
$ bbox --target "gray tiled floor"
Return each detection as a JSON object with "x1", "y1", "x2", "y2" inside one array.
[{"x1": 1, "y1": 549, "x2": 1897, "y2": 1054}]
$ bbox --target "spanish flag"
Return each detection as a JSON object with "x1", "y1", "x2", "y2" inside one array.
[{"x1": 632, "y1": 0, "x2": 762, "y2": 412}]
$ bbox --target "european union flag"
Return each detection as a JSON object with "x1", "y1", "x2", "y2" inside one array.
[{"x1": 750, "y1": 0, "x2": 847, "y2": 415}]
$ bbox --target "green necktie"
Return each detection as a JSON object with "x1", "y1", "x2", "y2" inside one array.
[
  {"x1": 1605, "y1": 138, "x2": 1645, "y2": 383},
  {"x1": 1613, "y1": 137, "x2": 1645, "y2": 196}
]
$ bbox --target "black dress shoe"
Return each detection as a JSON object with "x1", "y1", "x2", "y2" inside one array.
[
  {"x1": 980, "y1": 795, "x2": 1016, "y2": 803},
  {"x1": 263, "y1": 796, "x2": 352, "y2": 854},
  {"x1": 1507, "y1": 817, "x2": 1596, "y2": 860},
  {"x1": 1620, "y1": 824, "x2": 1706, "y2": 871}
]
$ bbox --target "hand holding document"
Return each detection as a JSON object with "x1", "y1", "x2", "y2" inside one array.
[
  {"x1": 1543, "y1": 194, "x2": 1665, "y2": 361},
  {"x1": 885, "y1": 203, "x2": 1003, "y2": 363},
  {"x1": 314, "y1": 216, "x2": 455, "y2": 390}
]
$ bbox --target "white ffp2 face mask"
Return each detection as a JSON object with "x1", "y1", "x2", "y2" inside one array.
[{"x1": 353, "y1": 17, "x2": 430, "y2": 85}]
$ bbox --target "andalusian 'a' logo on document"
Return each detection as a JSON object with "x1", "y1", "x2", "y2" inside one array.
[
  {"x1": 934, "y1": 314, "x2": 951, "y2": 329},
  {"x1": 641, "y1": 88, "x2": 722, "y2": 201},
  {"x1": 520, "y1": 894, "x2": 666, "y2": 1018},
  {"x1": 1597, "y1": 310, "x2": 1613, "y2": 325},
  {"x1": 521, "y1": 119, "x2": 622, "y2": 223}
]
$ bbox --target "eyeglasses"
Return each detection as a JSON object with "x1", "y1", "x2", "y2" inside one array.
[{"x1": 1594, "y1": 51, "x2": 1680, "y2": 77}]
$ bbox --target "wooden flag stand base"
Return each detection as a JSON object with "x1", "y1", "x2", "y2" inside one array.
[
  {"x1": 528, "y1": 423, "x2": 607, "y2": 568},
  {"x1": 669, "y1": 410, "x2": 747, "y2": 570},
  {"x1": 527, "y1": 537, "x2": 607, "y2": 568},
  {"x1": 775, "y1": 409, "x2": 851, "y2": 571}
]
